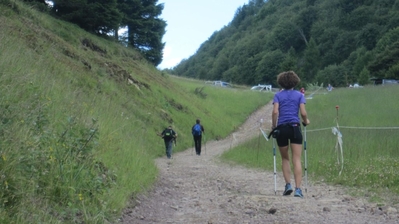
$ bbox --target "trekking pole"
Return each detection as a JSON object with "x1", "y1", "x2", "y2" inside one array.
[
  {"x1": 203, "y1": 134, "x2": 206, "y2": 155},
  {"x1": 267, "y1": 128, "x2": 278, "y2": 195},
  {"x1": 302, "y1": 122, "x2": 308, "y2": 193},
  {"x1": 272, "y1": 137, "x2": 277, "y2": 195},
  {"x1": 257, "y1": 120, "x2": 262, "y2": 161},
  {"x1": 192, "y1": 138, "x2": 194, "y2": 155}
]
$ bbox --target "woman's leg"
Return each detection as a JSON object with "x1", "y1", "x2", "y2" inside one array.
[
  {"x1": 290, "y1": 143, "x2": 303, "y2": 188},
  {"x1": 279, "y1": 146, "x2": 291, "y2": 184}
]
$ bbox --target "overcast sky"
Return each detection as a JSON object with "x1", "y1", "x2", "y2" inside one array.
[{"x1": 158, "y1": 0, "x2": 249, "y2": 69}]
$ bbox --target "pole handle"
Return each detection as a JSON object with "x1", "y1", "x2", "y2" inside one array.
[{"x1": 268, "y1": 127, "x2": 279, "y2": 139}]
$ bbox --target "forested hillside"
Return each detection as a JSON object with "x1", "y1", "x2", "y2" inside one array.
[{"x1": 169, "y1": 0, "x2": 399, "y2": 88}]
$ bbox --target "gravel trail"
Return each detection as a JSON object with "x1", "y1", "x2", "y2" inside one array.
[{"x1": 120, "y1": 101, "x2": 398, "y2": 224}]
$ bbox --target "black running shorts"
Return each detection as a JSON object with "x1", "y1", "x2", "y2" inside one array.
[{"x1": 276, "y1": 124, "x2": 303, "y2": 147}]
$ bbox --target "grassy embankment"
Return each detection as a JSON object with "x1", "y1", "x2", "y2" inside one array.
[
  {"x1": 0, "y1": 2, "x2": 269, "y2": 223},
  {"x1": 222, "y1": 85, "x2": 399, "y2": 204}
]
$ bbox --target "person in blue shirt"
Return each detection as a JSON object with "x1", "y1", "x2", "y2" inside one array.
[
  {"x1": 192, "y1": 119, "x2": 205, "y2": 155},
  {"x1": 271, "y1": 71, "x2": 310, "y2": 198}
]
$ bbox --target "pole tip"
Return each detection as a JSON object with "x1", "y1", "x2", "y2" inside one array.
[{"x1": 335, "y1": 105, "x2": 339, "y2": 109}]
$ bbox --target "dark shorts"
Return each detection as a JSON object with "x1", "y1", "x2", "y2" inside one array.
[{"x1": 276, "y1": 123, "x2": 303, "y2": 147}]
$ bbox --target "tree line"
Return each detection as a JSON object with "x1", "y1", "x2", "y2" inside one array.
[
  {"x1": 20, "y1": 0, "x2": 166, "y2": 66},
  {"x1": 167, "y1": 0, "x2": 399, "y2": 88}
]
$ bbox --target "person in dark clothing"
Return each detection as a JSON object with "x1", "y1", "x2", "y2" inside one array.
[
  {"x1": 192, "y1": 119, "x2": 205, "y2": 155},
  {"x1": 160, "y1": 126, "x2": 177, "y2": 159}
]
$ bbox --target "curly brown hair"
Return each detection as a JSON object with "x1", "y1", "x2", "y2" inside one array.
[{"x1": 277, "y1": 71, "x2": 301, "y2": 89}]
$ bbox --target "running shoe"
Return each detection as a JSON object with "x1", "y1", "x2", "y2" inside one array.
[
  {"x1": 294, "y1": 188, "x2": 303, "y2": 198},
  {"x1": 283, "y1": 183, "x2": 293, "y2": 196}
]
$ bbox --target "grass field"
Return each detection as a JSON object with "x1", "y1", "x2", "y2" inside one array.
[{"x1": 221, "y1": 85, "x2": 399, "y2": 203}]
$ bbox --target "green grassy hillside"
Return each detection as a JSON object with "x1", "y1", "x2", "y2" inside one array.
[{"x1": 0, "y1": 2, "x2": 271, "y2": 223}]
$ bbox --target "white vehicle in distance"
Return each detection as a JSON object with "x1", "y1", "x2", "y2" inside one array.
[{"x1": 251, "y1": 84, "x2": 272, "y2": 91}]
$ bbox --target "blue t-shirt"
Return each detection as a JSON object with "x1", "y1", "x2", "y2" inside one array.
[{"x1": 273, "y1": 90, "x2": 306, "y2": 126}]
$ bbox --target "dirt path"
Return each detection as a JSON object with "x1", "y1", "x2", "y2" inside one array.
[{"x1": 120, "y1": 102, "x2": 398, "y2": 224}]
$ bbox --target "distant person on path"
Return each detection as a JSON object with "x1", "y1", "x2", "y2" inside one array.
[
  {"x1": 271, "y1": 71, "x2": 310, "y2": 198},
  {"x1": 192, "y1": 119, "x2": 205, "y2": 155},
  {"x1": 300, "y1": 87, "x2": 305, "y2": 96},
  {"x1": 327, "y1": 84, "x2": 333, "y2": 91},
  {"x1": 160, "y1": 126, "x2": 177, "y2": 159}
]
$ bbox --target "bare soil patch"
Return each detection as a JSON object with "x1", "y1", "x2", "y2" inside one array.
[{"x1": 119, "y1": 102, "x2": 398, "y2": 224}]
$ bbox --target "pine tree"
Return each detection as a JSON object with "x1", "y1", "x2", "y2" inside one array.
[
  {"x1": 118, "y1": 0, "x2": 166, "y2": 65},
  {"x1": 52, "y1": 0, "x2": 121, "y2": 35}
]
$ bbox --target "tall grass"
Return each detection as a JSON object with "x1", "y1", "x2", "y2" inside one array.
[
  {"x1": 222, "y1": 86, "x2": 399, "y2": 203},
  {"x1": 308, "y1": 86, "x2": 399, "y2": 198},
  {"x1": 0, "y1": 2, "x2": 270, "y2": 222}
]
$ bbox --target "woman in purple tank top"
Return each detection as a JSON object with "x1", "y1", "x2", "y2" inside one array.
[{"x1": 271, "y1": 71, "x2": 310, "y2": 198}]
